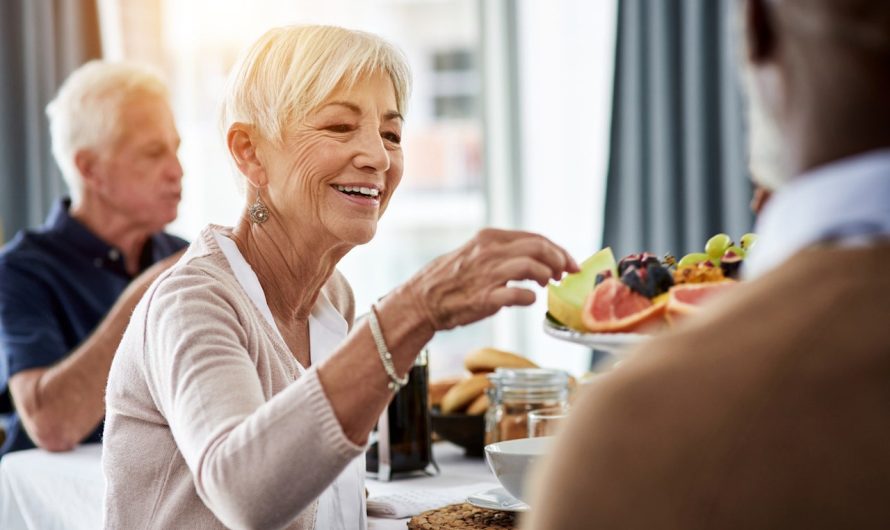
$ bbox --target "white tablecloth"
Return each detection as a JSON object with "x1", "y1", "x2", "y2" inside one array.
[{"x1": 0, "y1": 442, "x2": 494, "y2": 529}]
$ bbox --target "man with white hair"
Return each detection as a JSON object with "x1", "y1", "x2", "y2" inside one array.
[
  {"x1": 0, "y1": 61, "x2": 187, "y2": 454},
  {"x1": 529, "y1": 0, "x2": 890, "y2": 528}
]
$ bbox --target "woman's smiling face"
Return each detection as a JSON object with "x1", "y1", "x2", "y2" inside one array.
[{"x1": 261, "y1": 70, "x2": 404, "y2": 247}]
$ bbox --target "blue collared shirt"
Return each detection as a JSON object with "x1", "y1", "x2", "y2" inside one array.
[
  {"x1": 0, "y1": 198, "x2": 188, "y2": 454},
  {"x1": 744, "y1": 149, "x2": 890, "y2": 279}
]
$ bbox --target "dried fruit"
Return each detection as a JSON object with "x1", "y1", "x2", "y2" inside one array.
[
  {"x1": 677, "y1": 252, "x2": 710, "y2": 268},
  {"x1": 673, "y1": 263, "x2": 725, "y2": 284}
]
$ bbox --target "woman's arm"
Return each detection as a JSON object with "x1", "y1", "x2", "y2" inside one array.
[
  {"x1": 316, "y1": 286, "x2": 434, "y2": 444},
  {"x1": 144, "y1": 273, "x2": 363, "y2": 530},
  {"x1": 143, "y1": 229, "x2": 575, "y2": 528},
  {"x1": 319, "y1": 228, "x2": 578, "y2": 444}
]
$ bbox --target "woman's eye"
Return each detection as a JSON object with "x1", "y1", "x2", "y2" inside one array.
[
  {"x1": 382, "y1": 132, "x2": 401, "y2": 144},
  {"x1": 325, "y1": 124, "x2": 354, "y2": 133}
]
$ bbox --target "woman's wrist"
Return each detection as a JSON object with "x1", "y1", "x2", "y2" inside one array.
[
  {"x1": 373, "y1": 285, "x2": 436, "y2": 373},
  {"x1": 368, "y1": 305, "x2": 409, "y2": 392},
  {"x1": 397, "y1": 279, "x2": 441, "y2": 333}
]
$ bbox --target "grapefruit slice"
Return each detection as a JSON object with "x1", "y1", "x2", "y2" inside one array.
[
  {"x1": 581, "y1": 278, "x2": 667, "y2": 333},
  {"x1": 548, "y1": 248, "x2": 618, "y2": 331},
  {"x1": 666, "y1": 280, "x2": 737, "y2": 324}
]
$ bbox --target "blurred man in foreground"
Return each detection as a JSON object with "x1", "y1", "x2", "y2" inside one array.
[
  {"x1": 0, "y1": 61, "x2": 188, "y2": 454},
  {"x1": 528, "y1": 0, "x2": 890, "y2": 527}
]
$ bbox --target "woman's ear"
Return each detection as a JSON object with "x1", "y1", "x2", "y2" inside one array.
[{"x1": 227, "y1": 123, "x2": 268, "y2": 188}]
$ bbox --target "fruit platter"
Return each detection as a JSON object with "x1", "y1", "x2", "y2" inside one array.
[{"x1": 544, "y1": 233, "x2": 757, "y2": 354}]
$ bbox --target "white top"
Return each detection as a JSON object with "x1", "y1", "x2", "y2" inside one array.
[
  {"x1": 103, "y1": 225, "x2": 364, "y2": 529},
  {"x1": 745, "y1": 149, "x2": 890, "y2": 279},
  {"x1": 213, "y1": 231, "x2": 366, "y2": 530}
]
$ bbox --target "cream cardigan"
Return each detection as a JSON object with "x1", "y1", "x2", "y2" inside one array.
[{"x1": 103, "y1": 226, "x2": 363, "y2": 529}]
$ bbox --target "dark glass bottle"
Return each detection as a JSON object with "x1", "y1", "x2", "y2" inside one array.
[{"x1": 366, "y1": 350, "x2": 436, "y2": 480}]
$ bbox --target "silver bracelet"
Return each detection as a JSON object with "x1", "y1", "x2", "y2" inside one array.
[{"x1": 368, "y1": 305, "x2": 409, "y2": 393}]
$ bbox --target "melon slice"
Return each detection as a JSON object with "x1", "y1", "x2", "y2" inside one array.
[{"x1": 547, "y1": 248, "x2": 618, "y2": 331}]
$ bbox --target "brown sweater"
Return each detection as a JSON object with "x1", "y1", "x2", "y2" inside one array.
[
  {"x1": 103, "y1": 226, "x2": 362, "y2": 529},
  {"x1": 527, "y1": 243, "x2": 890, "y2": 529}
]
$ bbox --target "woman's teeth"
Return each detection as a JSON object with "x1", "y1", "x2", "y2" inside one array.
[{"x1": 334, "y1": 185, "x2": 379, "y2": 198}]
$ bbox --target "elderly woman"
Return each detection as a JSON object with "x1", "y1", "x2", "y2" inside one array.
[{"x1": 102, "y1": 25, "x2": 576, "y2": 530}]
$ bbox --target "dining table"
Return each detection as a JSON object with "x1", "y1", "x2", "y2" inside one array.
[{"x1": 0, "y1": 440, "x2": 497, "y2": 529}]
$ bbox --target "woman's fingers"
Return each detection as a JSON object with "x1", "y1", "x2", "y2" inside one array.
[
  {"x1": 497, "y1": 237, "x2": 576, "y2": 280},
  {"x1": 476, "y1": 229, "x2": 578, "y2": 274},
  {"x1": 489, "y1": 257, "x2": 555, "y2": 287},
  {"x1": 488, "y1": 286, "x2": 537, "y2": 308},
  {"x1": 562, "y1": 249, "x2": 580, "y2": 273},
  {"x1": 403, "y1": 228, "x2": 579, "y2": 331}
]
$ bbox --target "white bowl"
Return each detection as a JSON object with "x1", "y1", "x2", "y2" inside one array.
[{"x1": 484, "y1": 436, "x2": 554, "y2": 504}]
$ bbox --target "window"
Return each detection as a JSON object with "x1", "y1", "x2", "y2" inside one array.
[{"x1": 431, "y1": 49, "x2": 478, "y2": 121}]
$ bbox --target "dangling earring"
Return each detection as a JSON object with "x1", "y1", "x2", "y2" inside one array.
[{"x1": 247, "y1": 188, "x2": 269, "y2": 224}]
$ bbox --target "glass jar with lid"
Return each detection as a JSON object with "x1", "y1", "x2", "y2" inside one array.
[{"x1": 484, "y1": 368, "x2": 570, "y2": 444}]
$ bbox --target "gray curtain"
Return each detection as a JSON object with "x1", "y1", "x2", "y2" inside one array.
[
  {"x1": 603, "y1": 0, "x2": 754, "y2": 259},
  {"x1": 0, "y1": 0, "x2": 102, "y2": 243}
]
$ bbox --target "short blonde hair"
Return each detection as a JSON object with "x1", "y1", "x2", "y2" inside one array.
[
  {"x1": 46, "y1": 60, "x2": 170, "y2": 202},
  {"x1": 221, "y1": 25, "x2": 412, "y2": 146}
]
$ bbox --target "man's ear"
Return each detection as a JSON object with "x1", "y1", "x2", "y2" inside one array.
[
  {"x1": 73, "y1": 149, "x2": 101, "y2": 191},
  {"x1": 745, "y1": 0, "x2": 777, "y2": 64},
  {"x1": 227, "y1": 123, "x2": 268, "y2": 189}
]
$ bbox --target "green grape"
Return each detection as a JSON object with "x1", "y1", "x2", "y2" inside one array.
[
  {"x1": 722, "y1": 245, "x2": 746, "y2": 259},
  {"x1": 677, "y1": 252, "x2": 710, "y2": 268},
  {"x1": 740, "y1": 233, "x2": 758, "y2": 251},
  {"x1": 705, "y1": 233, "x2": 732, "y2": 260}
]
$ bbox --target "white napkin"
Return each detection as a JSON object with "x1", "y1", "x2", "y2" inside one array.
[{"x1": 366, "y1": 482, "x2": 497, "y2": 518}]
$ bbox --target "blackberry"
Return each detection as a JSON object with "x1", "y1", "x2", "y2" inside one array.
[
  {"x1": 646, "y1": 263, "x2": 675, "y2": 296},
  {"x1": 621, "y1": 268, "x2": 648, "y2": 297},
  {"x1": 641, "y1": 253, "x2": 660, "y2": 269},
  {"x1": 618, "y1": 253, "x2": 643, "y2": 276}
]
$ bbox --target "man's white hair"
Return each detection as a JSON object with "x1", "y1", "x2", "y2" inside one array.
[
  {"x1": 221, "y1": 25, "x2": 412, "y2": 189},
  {"x1": 46, "y1": 60, "x2": 170, "y2": 202}
]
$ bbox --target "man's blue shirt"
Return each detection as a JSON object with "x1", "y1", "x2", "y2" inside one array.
[{"x1": 0, "y1": 198, "x2": 188, "y2": 454}]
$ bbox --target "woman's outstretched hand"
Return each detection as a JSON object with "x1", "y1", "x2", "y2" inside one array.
[{"x1": 404, "y1": 228, "x2": 579, "y2": 331}]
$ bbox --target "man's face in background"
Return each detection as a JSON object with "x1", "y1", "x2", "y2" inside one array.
[{"x1": 738, "y1": 1, "x2": 792, "y2": 192}]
